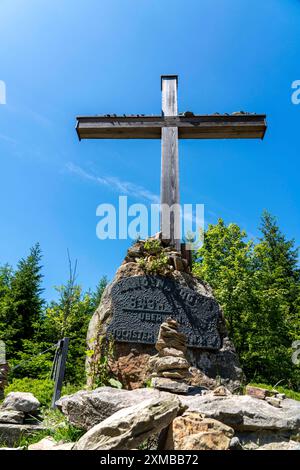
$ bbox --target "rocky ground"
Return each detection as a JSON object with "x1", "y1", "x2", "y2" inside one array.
[
  {"x1": 1, "y1": 385, "x2": 300, "y2": 450},
  {"x1": 54, "y1": 385, "x2": 300, "y2": 450}
]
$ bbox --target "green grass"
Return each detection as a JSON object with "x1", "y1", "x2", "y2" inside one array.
[
  {"x1": 248, "y1": 382, "x2": 300, "y2": 401},
  {"x1": 4, "y1": 378, "x2": 83, "y2": 408}
]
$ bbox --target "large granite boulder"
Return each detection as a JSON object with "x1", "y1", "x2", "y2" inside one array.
[
  {"x1": 180, "y1": 394, "x2": 300, "y2": 432},
  {"x1": 74, "y1": 396, "x2": 183, "y2": 450},
  {"x1": 58, "y1": 386, "x2": 300, "y2": 438},
  {"x1": 86, "y1": 239, "x2": 244, "y2": 392},
  {"x1": 56, "y1": 386, "x2": 172, "y2": 431}
]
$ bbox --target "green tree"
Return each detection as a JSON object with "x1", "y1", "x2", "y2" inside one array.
[
  {"x1": 41, "y1": 256, "x2": 107, "y2": 384},
  {"x1": 193, "y1": 214, "x2": 300, "y2": 389},
  {"x1": 249, "y1": 212, "x2": 300, "y2": 386},
  {"x1": 90, "y1": 276, "x2": 108, "y2": 311},
  {"x1": 193, "y1": 219, "x2": 254, "y2": 351},
  {"x1": 0, "y1": 244, "x2": 44, "y2": 356}
]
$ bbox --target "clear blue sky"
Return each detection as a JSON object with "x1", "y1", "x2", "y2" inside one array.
[{"x1": 0, "y1": 0, "x2": 299, "y2": 300}]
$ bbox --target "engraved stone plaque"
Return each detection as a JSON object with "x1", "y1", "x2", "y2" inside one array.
[{"x1": 107, "y1": 276, "x2": 221, "y2": 350}]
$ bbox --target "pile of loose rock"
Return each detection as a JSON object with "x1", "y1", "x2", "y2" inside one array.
[
  {"x1": 52, "y1": 321, "x2": 300, "y2": 451},
  {"x1": 0, "y1": 392, "x2": 41, "y2": 425},
  {"x1": 150, "y1": 318, "x2": 192, "y2": 394},
  {"x1": 0, "y1": 392, "x2": 44, "y2": 447},
  {"x1": 245, "y1": 385, "x2": 286, "y2": 408},
  {"x1": 123, "y1": 234, "x2": 191, "y2": 275},
  {"x1": 54, "y1": 384, "x2": 300, "y2": 451},
  {"x1": 0, "y1": 392, "x2": 40, "y2": 424}
]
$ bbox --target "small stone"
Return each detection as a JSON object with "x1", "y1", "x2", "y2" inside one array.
[
  {"x1": 245, "y1": 386, "x2": 272, "y2": 400},
  {"x1": 229, "y1": 436, "x2": 243, "y2": 450},
  {"x1": 127, "y1": 244, "x2": 144, "y2": 258},
  {"x1": 213, "y1": 386, "x2": 232, "y2": 397},
  {"x1": 265, "y1": 396, "x2": 282, "y2": 408},
  {"x1": 155, "y1": 356, "x2": 189, "y2": 372},
  {"x1": 2, "y1": 392, "x2": 40, "y2": 414},
  {"x1": 0, "y1": 409, "x2": 25, "y2": 424},
  {"x1": 172, "y1": 256, "x2": 185, "y2": 272},
  {"x1": 156, "y1": 321, "x2": 187, "y2": 353},
  {"x1": 188, "y1": 367, "x2": 220, "y2": 390},
  {"x1": 160, "y1": 348, "x2": 185, "y2": 358},
  {"x1": 276, "y1": 393, "x2": 286, "y2": 400},
  {"x1": 161, "y1": 369, "x2": 191, "y2": 380},
  {"x1": 151, "y1": 377, "x2": 190, "y2": 394}
]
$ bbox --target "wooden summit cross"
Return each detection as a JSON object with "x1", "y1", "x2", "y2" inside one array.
[{"x1": 76, "y1": 75, "x2": 267, "y2": 251}]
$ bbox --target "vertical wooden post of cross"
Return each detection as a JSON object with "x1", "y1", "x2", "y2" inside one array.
[
  {"x1": 51, "y1": 337, "x2": 69, "y2": 409},
  {"x1": 161, "y1": 75, "x2": 181, "y2": 251}
]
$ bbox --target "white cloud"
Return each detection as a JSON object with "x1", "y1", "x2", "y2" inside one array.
[
  {"x1": 66, "y1": 162, "x2": 159, "y2": 204},
  {"x1": 0, "y1": 133, "x2": 17, "y2": 144}
]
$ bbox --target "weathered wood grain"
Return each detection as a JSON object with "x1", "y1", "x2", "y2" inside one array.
[
  {"x1": 160, "y1": 76, "x2": 180, "y2": 250},
  {"x1": 76, "y1": 114, "x2": 267, "y2": 140}
]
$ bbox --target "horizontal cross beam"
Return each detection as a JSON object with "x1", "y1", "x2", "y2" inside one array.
[{"x1": 76, "y1": 114, "x2": 267, "y2": 140}]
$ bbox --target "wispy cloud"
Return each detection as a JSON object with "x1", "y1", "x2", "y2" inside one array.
[
  {"x1": 65, "y1": 162, "x2": 159, "y2": 204},
  {"x1": 5, "y1": 103, "x2": 53, "y2": 128},
  {"x1": 0, "y1": 133, "x2": 17, "y2": 145}
]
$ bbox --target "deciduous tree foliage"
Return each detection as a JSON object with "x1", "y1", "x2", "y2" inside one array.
[{"x1": 193, "y1": 212, "x2": 300, "y2": 388}]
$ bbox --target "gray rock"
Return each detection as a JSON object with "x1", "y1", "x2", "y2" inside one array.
[
  {"x1": 151, "y1": 377, "x2": 191, "y2": 394},
  {"x1": 212, "y1": 386, "x2": 232, "y2": 397},
  {"x1": 165, "y1": 411, "x2": 234, "y2": 450},
  {"x1": 276, "y1": 393, "x2": 286, "y2": 400},
  {"x1": 265, "y1": 396, "x2": 282, "y2": 408},
  {"x1": 153, "y1": 356, "x2": 190, "y2": 372},
  {"x1": 161, "y1": 369, "x2": 190, "y2": 379},
  {"x1": 181, "y1": 394, "x2": 300, "y2": 432},
  {"x1": 160, "y1": 348, "x2": 185, "y2": 358},
  {"x1": 2, "y1": 392, "x2": 40, "y2": 413},
  {"x1": 0, "y1": 424, "x2": 45, "y2": 447},
  {"x1": 229, "y1": 436, "x2": 243, "y2": 450},
  {"x1": 237, "y1": 430, "x2": 300, "y2": 450},
  {"x1": 74, "y1": 396, "x2": 183, "y2": 450},
  {"x1": 257, "y1": 440, "x2": 300, "y2": 450},
  {"x1": 57, "y1": 386, "x2": 172, "y2": 431},
  {"x1": 0, "y1": 409, "x2": 25, "y2": 424}
]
